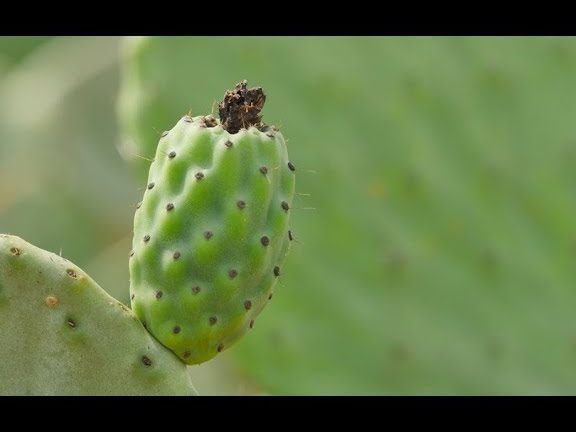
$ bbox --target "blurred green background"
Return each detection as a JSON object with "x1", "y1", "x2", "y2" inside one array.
[{"x1": 2, "y1": 36, "x2": 576, "y2": 395}]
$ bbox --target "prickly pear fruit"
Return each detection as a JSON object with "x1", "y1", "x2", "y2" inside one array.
[
  {"x1": 0, "y1": 234, "x2": 196, "y2": 395},
  {"x1": 129, "y1": 81, "x2": 295, "y2": 365}
]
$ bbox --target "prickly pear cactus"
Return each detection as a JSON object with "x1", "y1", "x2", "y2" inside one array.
[
  {"x1": 129, "y1": 81, "x2": 295, "y2": 365},
  {"x1": 0, "y1": 234, "x2": 196, "y2": 395}
]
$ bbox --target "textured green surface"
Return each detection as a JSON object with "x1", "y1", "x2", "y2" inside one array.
[
  {"x1": 0, "y1": 234, "x2": 196, "y2": 395},
  {"x1": 130, "y1": 115, "x2": 295, "y2": 365},
  {"x1": 117, "y1": 36, "x2": 576, "y2": 394}
]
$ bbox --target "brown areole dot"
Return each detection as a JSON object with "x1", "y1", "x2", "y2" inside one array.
[
  {"x1": 261, "y1": 236, "x2": 270, "y2": 246},
  {"x1": 237, "y1": 200, "x2": 246, "y2": 210},
  {"x1": 266, "y1": 132, "x2": 275, "y2": 138},
  {"x1": 260, "y1": 166, "x2": 268, "y2": 175},
  {"x1": 249, "y1": 320, "x2": 255, "y2": 329},
  {"x1": 217, "y1": 343, "x2": 224, "y2": 353},
  {"x1": 168, "y1": 151, "x2": 176, "y2": 159},
  {"x1": 269, "y1": 293, "x2": 273, "y2": 300},
  {"x1": 166, "y1": 203, "x2": 174, "y2": 211},
  {"x1": 142, "y1": 355, "x2": 152, "y2": 366},
  {"x1": 288, "y1": 230, "x2": 294, "y2": 241},
  {"x1": 224, "y1": 140, "x2": 233, "y2": 148},
  {"x1": 244, "y1": 300, "x2": 252, "y2": 310},
  {"x1": 155, "y1": 290, "x2": 163, "y2": 300},
  {"x1": 273, "y1": 266, "x2": 280, "y2": 277},
  {"x1": 183, "y1": 351, "x2": 191, "y2": 359},
  {"x1": 131, "y1": 294, "x2": 135, "y2": 300},
  {"x1": 10, "y1": 247, "x2": 21, "y2": 256},
  {"x1": 191, "y1": 286, "x2": 201, "y2": 294},
  {"x1": 136, "y1": 201, "x2": 142, "y2": 209},
  {"x1": 195, "y1": 172, "x2": 204, "y2": 181},
  {"x1": 143, "y1": 235, "x2": 151, "y2": 243},
  {"x1": 67, "y1": 319, "x2": 76, "y2": 328},
  {"x1": 161, "y1": 131, "x2": 169, "y2": 138},
  {"x1": 209, "y1": 316, "x2": 217, "y2": 326},
  {"x1": 147, "y1": 182, "x2": 155, "y2": 190},
  {"x1": 173, "y1": 326, "x2": 181, "y2": 334},
  {"x1": 228, "y1": 269, "x2": 238, "y2": 279},
  {"x1": 204, "y1": 115, "x2": 217, "y2": 127},
  {"x1": 281, "y1": 201, "x2": 290, "y2": 212},
  {"x1": 129, "y1": 250, "x2": 135, "y2": 257},
  {"x1": 173, "y1": 251, "x2": 181, "y2": 260},
  {"x1": 288, "y1": 161, "x2": 296, "y2": 172},
  {"x1": 45, "y1": 296, "x2": 59, "y2": 308},
  {"x1": 204, "y1": 231, "x2": 213, "y2": 240},
  {"x1": 66, "y1": 269, "x2": 77, "y2": 278}
]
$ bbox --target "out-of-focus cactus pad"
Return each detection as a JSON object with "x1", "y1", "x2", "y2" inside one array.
[{"x1": 119, "y1": 36, "x2": 576, "y2": 395}]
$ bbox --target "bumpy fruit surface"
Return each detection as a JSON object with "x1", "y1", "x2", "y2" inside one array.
[{"x1": 129, "y1": 99, "x2": 295, "y2": 364}]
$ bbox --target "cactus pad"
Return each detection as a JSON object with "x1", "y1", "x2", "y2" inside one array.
[{"x1": 0, "y1": 234, "x2": 196, "y2": 395}]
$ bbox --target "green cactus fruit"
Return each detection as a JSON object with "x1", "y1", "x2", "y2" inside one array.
[
  {"x1": 0, "y1": 234, "x2": 196, "y2": 395},
  {"x1": 129, "y1": 81, "x2": 295, "y2": 365}
]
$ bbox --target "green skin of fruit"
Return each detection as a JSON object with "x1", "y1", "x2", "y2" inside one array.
[{"x1": 130, "y1": 115, "x2": 295, "y2": 365}]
